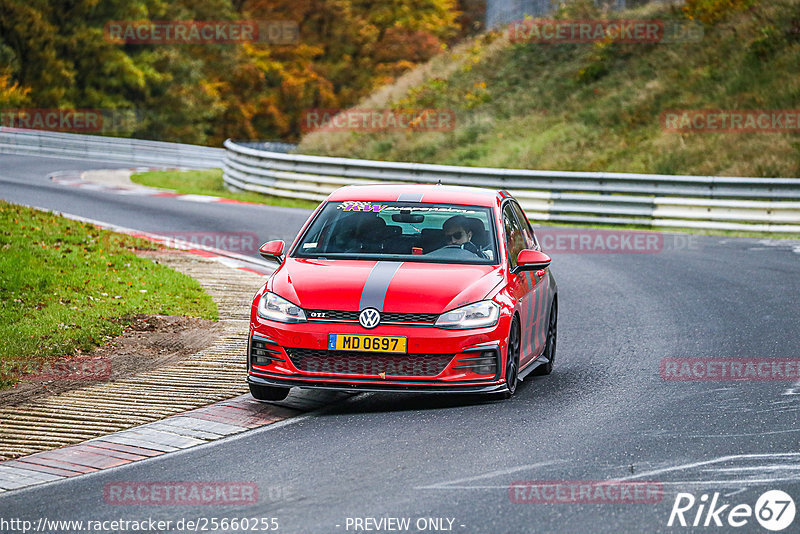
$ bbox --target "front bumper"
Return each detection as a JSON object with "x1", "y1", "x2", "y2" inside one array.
[{"x1": 247, "y1": 315, "x2": 511, "y2": 393}]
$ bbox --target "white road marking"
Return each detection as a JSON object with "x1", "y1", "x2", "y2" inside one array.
[
  {"x1": 723, "y1": 488, "x2": 748, "y2": 498},
  {"x1": 616, "y1": 453, "x2": 800, "y2": 483},
  {"x1": 415, "y1": 461, "x2": 566, "y2": 490},
  {"x1": 641, "y1": 478, "x2": 800, "y2": 486},
  {"x1": 752, "y1": 238, "x2": 800, "y2": 255},
  {"x1": 705, "y1": 465, "x2": 800, "y2": 473},
  {"x1": 176, "y1": 194, "x2": 222, "y2": 203},
  {"x1": 666, "y1": 428, "x2": 800, "y2": 438},
  {"x1": 782, "y1": 379, "x2": 800, "y2": 395}
]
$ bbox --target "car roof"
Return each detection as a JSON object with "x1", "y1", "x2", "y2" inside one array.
[{"x1": 325, "y1": 184, "x2": 510, "y2": 207}]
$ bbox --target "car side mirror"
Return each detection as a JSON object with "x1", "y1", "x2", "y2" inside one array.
[
  {"x1": 514, "y1": 249, "x2": 551, "y2": 272},
  {"x1": 259, "y1": 240, "x2": 285, "y2": 263}
]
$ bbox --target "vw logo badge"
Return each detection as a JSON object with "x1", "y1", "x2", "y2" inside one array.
[{"x1": 359, "y1": 308, "x2": 381, "y2": 329}]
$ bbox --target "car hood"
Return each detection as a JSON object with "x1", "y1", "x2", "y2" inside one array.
[{"x1": 269, "y1": 258, "x2": 504, "y2": 314}]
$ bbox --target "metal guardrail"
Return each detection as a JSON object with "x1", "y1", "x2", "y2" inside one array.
[
  {"x1": 3, "y1": 129, "x2": 796, "y2": 233},
  {"x1": 235, "y1": 141, "x2": 298, "y2": 154},
  {"x1": 223, "y1": 139, "x2": 800, "y2": 233},
  {"x1": 0, "y1": 128, "x2": 224, "y2": 168}
]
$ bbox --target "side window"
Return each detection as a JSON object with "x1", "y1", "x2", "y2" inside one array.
[
  {"x1": 510, "y1": 201, "x2": 536, "y2": 249},
  {"x1": 502, "y1": 204, "x2": 525, "y2": 269}
]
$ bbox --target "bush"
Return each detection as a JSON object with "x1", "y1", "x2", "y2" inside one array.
[
  {"x1": 748, "y1": 25, "x2": 785, "y2": 59},
  {"x1": 683, "y1": 0, "x2": 758, "y2": 25}
]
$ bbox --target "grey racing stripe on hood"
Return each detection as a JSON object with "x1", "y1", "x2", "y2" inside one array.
[
  {"x1": 397, "y1": 192, "x2": 424, "y2": 202},
  {"x1": 359, "y1": 262, "x2": 403, "y2": 312}
]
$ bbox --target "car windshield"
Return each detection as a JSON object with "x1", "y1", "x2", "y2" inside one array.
[{"x1": 293, "y1": 201, "x2": 498, "y2": 264}]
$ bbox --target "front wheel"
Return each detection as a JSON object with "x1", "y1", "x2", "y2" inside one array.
[
  {"x1": 532, "y1": 298, "x2": 557, "y2": 376},
  {"x1": 249, "y1": 382, "x2": 290, "y2": 402},
  {"x1": 497, "y1": 316, "x2": 521, "y2": 400}
]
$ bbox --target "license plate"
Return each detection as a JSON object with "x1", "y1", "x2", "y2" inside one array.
[{"x1": 328, "y1": 334, "x2": 407, "y2": 353}]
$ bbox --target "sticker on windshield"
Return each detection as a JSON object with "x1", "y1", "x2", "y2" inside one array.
[
  {"x1": 338, "y1": 202, "x2": 387, "y2": 212},
  {"x1": 394, "y1": 206, "x2": 480, "y2": 214},
  {"x1": 337, "y1": 202, "x2": 479, "y2": 215}
]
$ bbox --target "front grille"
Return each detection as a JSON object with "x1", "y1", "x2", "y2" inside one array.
[
  {"x1": 286, "y1": 348, "x2": 453, "y2": 377},
  {"x1": 306, "y1": 310, "x2": 359, "y2": 321},
  {"x1": 381, "y1": 312, "x2": 438, "y2": 323},
  {"x1": 305, "y1": 309, "x2": 437, "y2": 324}
]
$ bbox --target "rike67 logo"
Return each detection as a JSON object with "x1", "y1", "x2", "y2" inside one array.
[{"x1": 668, "y1": 490, "x2": 796, "y2": 531}]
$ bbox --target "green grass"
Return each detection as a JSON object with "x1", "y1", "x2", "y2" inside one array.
[
  {"x1": 297, "y1": 0, "x2": 800, "y2": 178},
  {"x1": 0, "y1": 201, "x2": 218, "y2": 389},
  {"x1": 131, "y1": 169, "x2": 319, "y2": 209}
]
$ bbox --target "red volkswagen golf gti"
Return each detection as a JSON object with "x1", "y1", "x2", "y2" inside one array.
[{"x1": 247, "y1": 184, "x2": 557, "y2": 401}]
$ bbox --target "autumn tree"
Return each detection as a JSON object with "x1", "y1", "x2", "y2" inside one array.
[{"x1": 0, "y1": 0, "x2": 463, "y2": 143}]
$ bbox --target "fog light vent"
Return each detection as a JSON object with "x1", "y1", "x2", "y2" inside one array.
[
  {"x1": 250, "y1": 337, "x2": 286, "y2": 367},
  {"x1": 453, "y1": 349, "x2": 498, "y2": 376}
]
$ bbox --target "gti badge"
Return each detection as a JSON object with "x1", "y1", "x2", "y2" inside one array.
[{"x1": 359, "y1": 308, "x2": 381, "y2": 329}]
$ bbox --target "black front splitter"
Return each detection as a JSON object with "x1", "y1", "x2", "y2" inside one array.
[{"x1": 247, "y1": 374, "x2": 508, "y2": 395}]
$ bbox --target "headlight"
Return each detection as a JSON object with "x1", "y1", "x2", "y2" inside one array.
[
  {"x1": 257, "y1": 292, "x2": 306, "y2": 323},
  {"x1": 435, "y1": 300, "x2": 500, "y2": 330}
]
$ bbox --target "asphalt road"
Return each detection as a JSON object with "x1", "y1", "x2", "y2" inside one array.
[{"x1": 1, "y1": 154, "x2": 799, "y2": 533}]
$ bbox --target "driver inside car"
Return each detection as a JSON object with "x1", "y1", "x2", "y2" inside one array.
[{"x1": 442, "y1": 215, "x2": 487, "y2": 258}]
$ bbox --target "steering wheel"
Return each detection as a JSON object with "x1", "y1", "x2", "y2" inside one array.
[{"x1": 443, "y1": 243, "x2": 485, "y2": 258}]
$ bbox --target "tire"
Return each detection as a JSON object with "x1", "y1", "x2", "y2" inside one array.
[
  {"x1": 249, "y1": 383, "x2": 290, "y2": 402},
  {"x1": 532, "y1": 298, "x2": 557, "y2": 377},
  {"x1": 498, "y1": 316, "x2": 521, "y2": 400}
]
